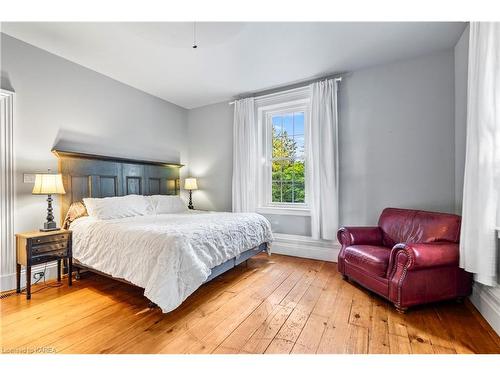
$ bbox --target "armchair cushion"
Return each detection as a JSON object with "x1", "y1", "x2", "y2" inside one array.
[
  {"x1": 344, "y1": 245, "x2": 391, "y2": 277},
  {"x1": 337, "y1": 226, "x2": 383, "y2": 247}
]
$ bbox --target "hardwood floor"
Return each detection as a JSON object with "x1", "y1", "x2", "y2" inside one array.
[{"x1": 2, "y1": 254, "x2": 499, "y2": 354}]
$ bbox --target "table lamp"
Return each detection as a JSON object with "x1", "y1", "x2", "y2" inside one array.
[
  {"x1": 184, "y1": 178, "x2": 198, "y2": 210},
  {"x1": 32, "y1": 171, "x2": 66, "y2": 231}
]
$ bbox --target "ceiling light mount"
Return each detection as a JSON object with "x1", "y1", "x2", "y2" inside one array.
[{"x1": 192, "y1": 22, "x2": 198, "y2": 49}]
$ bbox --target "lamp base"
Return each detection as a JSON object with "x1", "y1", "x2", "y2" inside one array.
[
  {"x1": 40, "y1": 221, "x2": 59, "y2": 232},
  {"x1": 40, "y1": 194, "x2": 60, "y2": 231},
  {"x1": 188, "y1": 190, "x2": 194, "y2": 210}
]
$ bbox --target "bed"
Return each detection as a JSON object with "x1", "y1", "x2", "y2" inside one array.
[{"x1": 53, "y1": 149, "x2": 273, "y2": 313}]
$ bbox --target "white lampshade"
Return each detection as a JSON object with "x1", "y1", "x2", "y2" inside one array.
[
  {"x1": 184, "y1": 178, "x2": 198, "y2": 190},
  {"x1": 32, "y1": 173, "x2": 66, "y2": 195}
]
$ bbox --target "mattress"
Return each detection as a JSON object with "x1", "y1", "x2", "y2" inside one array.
[{"x1": 70, "y1": 211, "x2": 273, "y2": 313}]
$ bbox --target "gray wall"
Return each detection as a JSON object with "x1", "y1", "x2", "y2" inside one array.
[
  {"x1": 454, "y1": 26, "x2": 469, "y2": 214},
  {"x1": 188, "y1": 50, "x2": 457, "y2": 233},
  {"x1": 187, "y1": 102, "x2": 233, "y2": 211},
  {"x1": 1, "y1": 33, "x2": 189, "y2": 233},
  {"x1": 339, "y1": 50, "x2": 455, "y2": 225}
]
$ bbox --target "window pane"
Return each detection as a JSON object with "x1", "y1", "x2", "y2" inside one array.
[
  {"x1": 294, "y1": 135, "x2": 305, "y2": 159},
  {"x1": 282, "y1": 182, "x2": 293, "y2": 203},
  {"x1": 293, "y1": 183, "x2": 305, "y2": 203},
  {"x1": 282, "y1": 162, "x2": 294, "y2": 181},
  {"x1": 272, "y1": 136, "x2": 283, "y2": 158},
  {"x1": 294, "y1": 112, "x2": 304, "y2": 135},
  {"x1": 292, "y1": 161, "x2": 305, "y2": 183},
  {"x1": 281, "y1": 160, "x2": 298, "y2": 182},
  {"x1": 272, "y1": 160, "x2": 283, "y2": 181},
  {"x1": 272, "y1": 182, "x2": 282, "y2": 202},
  {"x1": 283, "y1": 114, "x2": 293, "y2": 136},
  {"x1": 272, "y1": 115, "x2": 282, "y2": 137}
]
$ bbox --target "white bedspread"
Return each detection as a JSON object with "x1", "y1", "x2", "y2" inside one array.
[{"x1": 70, "y1": 211, "x2": 273, "y2": 313}]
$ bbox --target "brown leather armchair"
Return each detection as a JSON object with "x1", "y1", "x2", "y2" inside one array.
[{"x1": 337, "y1": 208, "x2": 472, "y2": 313}]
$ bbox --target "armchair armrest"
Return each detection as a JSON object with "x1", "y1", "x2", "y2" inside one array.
[
  {"x1": 388, "y1": 242, "x2": 459, "y2": 273},
  {"x1": 337, "y1": 226, "x2": 383, "y2": 247}
]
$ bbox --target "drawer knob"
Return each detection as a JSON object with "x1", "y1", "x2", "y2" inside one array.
[{"x1": 36, "y1": 239, "x2": 41, "y2": 243}]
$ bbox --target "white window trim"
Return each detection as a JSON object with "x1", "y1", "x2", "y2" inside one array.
[{"x1": 255, "y1": 86, "x2": 311, "y2": 216}]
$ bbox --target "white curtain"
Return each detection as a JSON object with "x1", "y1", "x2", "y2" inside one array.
[
  {"x1": 232, "y1": 98, "x2": 258, "y2": 212},
  {"x1": 460, "y1": 22, "x2": 500, "y2": 286},
  {"x1": 307, "y1": 79, "x2": 340, "y2": 240}
]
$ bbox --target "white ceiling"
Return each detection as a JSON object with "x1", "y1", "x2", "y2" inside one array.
[{"x1": 1, "y1": 22, "x2": 466, "y2": 109}]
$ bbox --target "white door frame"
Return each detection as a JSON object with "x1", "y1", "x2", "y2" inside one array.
[{"x1": 1, "y1": 88, "x2": 15, "y2": 290}]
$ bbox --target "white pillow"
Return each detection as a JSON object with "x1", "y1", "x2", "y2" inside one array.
[
  {"x1": 83, "y1": 195, "x2": 149, "y2": 220},
  {"x1": 147, "y1": 195, "x2": 187, "y2": 214}
]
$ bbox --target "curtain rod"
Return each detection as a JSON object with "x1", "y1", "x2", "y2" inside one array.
[{"x1": 228, "y1": 74, "x2": 344, "y2": 105}]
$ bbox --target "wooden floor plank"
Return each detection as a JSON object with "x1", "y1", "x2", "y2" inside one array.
[
  {"x1": 368, "y1": 300, "x2": 390, "y2": 354},
  {"x1": 388, "y1": 333, "x2": 412, "y2": 354},
  {"x1": 348, "y1": 288, "x2": 373, "y2": 329},
  {"x1": 405, "y1": 309, "x2": 435, "y2": 354},
  {"x1": 218, "y1": 300, "x2": 277, "y2": 352},
  {"x1": 267, "y1": 261, "x2": 330, "y2": 353},
  {"x1": 420, "y1": 308, "x2": 455, "y2": 350},
  {"x1": 387, "y1": 305, "x2": 411, "y2": 338},
  {"x1": 291, "y1": 313, "x2": 328, "y2": 354},
  {"x1": 278, "y1": 264, "x2": 322, "y2": 310},
  {"x1": 464, "y1": 300, "x2": 500, "y2": 349},
  {"x1": 310, "y1": 271, "x2": 342, "y2": 318},
  {"x1": 436, "y1": 301, "x2": 500, "y2": 354},
  {"x1": 212, "y1": 346, "x2": 241, "y2": 354},
  {"x1": 345, "y1": 325, "x2": 369, "y2": 354},
  {"x1": 433, "y1": 345, "x2": 457, "y2": 354},
  {"x1": 241, "y1": 305, "x2": 293, "y2": 354},
  {"x1": 1, "y1": 254, "x2": 499, "y2": 354},
  {"x1": 264, "y1": 338, "x2": 295, "y2": 354},
  {"x1": 315, "y1": 296, "x2": 354, "y2": 354}
]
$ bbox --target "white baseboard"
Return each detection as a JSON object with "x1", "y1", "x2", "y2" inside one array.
[
  {"x1": 0, "y1": 262, "x2": 58, "y2": 292},
  {"x1": 271, "y1": 233, "x2": 340, "y2": 262},
  {"x1": 470, "y1": 283, "x2": 500, "y2": 336}
]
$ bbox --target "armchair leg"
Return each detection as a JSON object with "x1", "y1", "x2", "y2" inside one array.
[
  {"x1": 395, "y1": 305, "x2": 408, "y2": 314},
  {"x1": 342, "y1": 274, "x2": 348, "y2": 281},
  {"x1": 456, "y1": 297, "x2": 464, "y2": 304}
]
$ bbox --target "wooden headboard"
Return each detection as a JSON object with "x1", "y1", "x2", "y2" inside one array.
[{"x1": 53, "y1": 149, "x2": 183, "y2": 222}]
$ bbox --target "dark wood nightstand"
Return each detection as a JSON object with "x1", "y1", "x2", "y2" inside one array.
[{"x1": 16, "y1": 229, "x2": 73, "y2": 299}]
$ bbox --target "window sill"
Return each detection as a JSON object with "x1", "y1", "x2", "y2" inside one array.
[{"x1": 256, "y1": 206, "x2": 311, "y2": 216}]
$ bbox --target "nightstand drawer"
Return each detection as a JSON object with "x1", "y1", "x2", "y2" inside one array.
[
  {"x1": 32, "y1": 250, "x2": 68, "y2": 264},
  {"x1": 32, "y1": 233, "x2": 70, "y2": 245},
  {"x1": 32, "y1": 241, "x2": 68, "y2": 255}
]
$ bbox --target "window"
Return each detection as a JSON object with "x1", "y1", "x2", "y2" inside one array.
[
  {"x1": 271, "y1": 112, "x2": 305, "y2": 203},
  {"x1": 256, "y1": 88, "x2": 310, "y2": 215}
]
